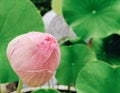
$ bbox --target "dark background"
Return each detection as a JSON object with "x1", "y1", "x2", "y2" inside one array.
[{"x1": 30, "y1": 0, "x2": 52, "y2": 16}]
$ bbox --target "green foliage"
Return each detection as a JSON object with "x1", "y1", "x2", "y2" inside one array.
[
  {"x1": 76, "y1": 61, "x2": 120, "y2": 93},
  {"x1": 52, "y1": 0, "x2": 62, "y2": 15},
  {"x1": 0, "y1": 0, "x2": 44, "y2": 83},
  {"x1": 62, "y1": 0, "x2": 120, "y2": 40},
  {"x1": 1, "y1": 0, "x2": 120, "y2": 92},
  {"x1": 56, "y1": 39, "x2": 96, "y2": 85},
  {"x1": 58, "y1": 1, "x2": 120, "y2": 92},
  {"x1": 32, "y1": 88, "x2": 60, "y2": 93},
  {"x1": 92, "y1": 34, "x2": 120, "y2": 66}
]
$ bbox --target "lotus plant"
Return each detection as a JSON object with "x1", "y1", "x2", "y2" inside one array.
[{"x1": 6, "y1": 32, "x2": 60, "y2": 90}]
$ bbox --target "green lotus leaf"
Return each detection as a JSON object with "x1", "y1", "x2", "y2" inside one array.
[
  {"x1": 56, "y1": 39, "x2": 96, "y2": 85},
  {"x1": 76, "y1": 61, "x2": 120, "y2": 93},
  {"x1": 0, "y1": 0, "x2": 44, "y2": 83},
  {"x1": 52, "y1": 0, "x2": 62, "y2": 15},
  {"x1": 92, "y1": 33, "x2": 120, "y2": 66},
  {"x1": 32, "y1": 88, "x2": 60, "y2": 93},
  {"x1": 63, "y1": 0, "x2": 120, "y2": 40}
]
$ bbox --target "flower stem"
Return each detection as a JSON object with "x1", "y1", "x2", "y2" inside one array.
[
  {"x1": 0, "y1": 85, "x2": 1, "y2": 93},
  {"x1": 68, "y1": 85, "x2": 71, "y2": 93},
  {"x1": 16, "y1": 79, "x2": 23, "y2": 93},
  {"x1": 48, "y1": 81, "x2": 51, "y2": 88}
]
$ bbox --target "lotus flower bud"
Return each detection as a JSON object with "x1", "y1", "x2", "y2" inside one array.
[{"x1": 6, "y1": 32, "x2": 60, "y2": 87}]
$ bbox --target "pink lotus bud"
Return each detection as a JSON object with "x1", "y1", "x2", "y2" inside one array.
[{"x1": 6, "y1": 32, "x2": 60, "y2": 87}]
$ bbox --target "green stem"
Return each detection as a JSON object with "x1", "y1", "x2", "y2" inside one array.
[
  {"x1": 51, "y1": 78, "x2": 54, "y2": 88},
  {"x1": 16, "y1": 79, "x2": 23, "y2": 93},
  {"x1": 48, "y1": 81, "x2": 51, "y2": 88},
  {"x1": 68, "y1": 85, "x2": 71, "y2": 93},
  {"x1": 0, "y1": 85, "x2": 1, "y2": 93}
]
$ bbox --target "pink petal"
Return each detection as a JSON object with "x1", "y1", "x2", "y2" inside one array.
[{"x1": 6, "y1": 32, "x2": 60, "y2": 87}]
